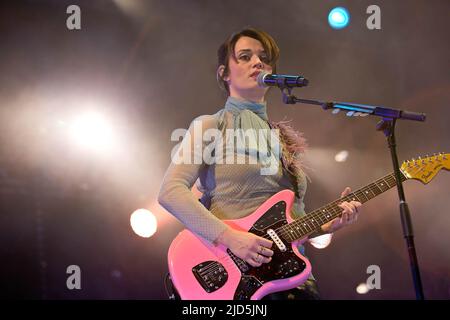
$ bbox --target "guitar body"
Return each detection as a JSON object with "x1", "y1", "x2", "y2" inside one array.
[
  {"x1": 167, "y1": 153, "x2": 450, "y2": 300},
  {"x1": 168, "y1": 190, "x2": 312, "y2": 300}
]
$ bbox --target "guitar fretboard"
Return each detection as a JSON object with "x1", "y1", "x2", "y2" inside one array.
[{"x1": 279, "y1": 171, "x2": 407, "y2": 243}]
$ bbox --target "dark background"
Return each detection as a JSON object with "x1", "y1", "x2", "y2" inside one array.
[{"x1": 0, "y1": 0, "x2": 449, "y2": 299}]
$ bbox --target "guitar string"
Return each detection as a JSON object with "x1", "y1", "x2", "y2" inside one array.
[
  {"x1": 199, "y1": 164, "x2": 423, "y2": 279},
  {"x1": 200, "y1": 161, "x2": 442, "y2": 286},
  {"x1": 277, "y1": 172, "x2": 407, "y2": 241},
  {"x1": 276, "y1": 173, "x2": 402, "y2": 241},
  {"x1": 198, "y1": 174, "x2": 402, "y2": 277},
  {"x1": 209, "y1": 161, "x2": 440, "y2": 279},
  {"x1": 276, "y1": 162, "x2": 428, "y2": 243},
  {"x1": 200, "y1": 156, "x2": 440, "y2": 276},
  {"x1": 198, "y1": 172, "x2": 405, "y2": 277},
  {"x1": 197, "y1": 165, "x2": 422, "y2": 277}
]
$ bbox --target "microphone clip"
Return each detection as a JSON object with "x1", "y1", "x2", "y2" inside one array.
[{"x1": 280, "y1": 87, "x2": 296, "y2": 104}]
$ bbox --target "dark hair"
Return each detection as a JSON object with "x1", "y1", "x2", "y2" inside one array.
[{"x1": 217, "y1": 28, "x2": 280, "y2": 95}]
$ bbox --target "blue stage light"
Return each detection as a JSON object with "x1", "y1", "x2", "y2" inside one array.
[{"x1": 328, "y1": 7, "x2": 350, "y2": 29}]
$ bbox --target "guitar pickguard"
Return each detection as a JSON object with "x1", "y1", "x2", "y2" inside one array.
[
  {"x1": 169, "y1": 154, "x2": 449, "y2": 299},
  {"x1": 232, "y1": 200, "x2": 308, "y2": 300}
]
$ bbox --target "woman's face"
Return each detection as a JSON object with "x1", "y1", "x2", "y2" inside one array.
[{"x1": 223, "y1": 36, "x2": 273, "y2": 102}]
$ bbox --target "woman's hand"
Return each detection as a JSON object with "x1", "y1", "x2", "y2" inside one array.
[
  {"x1": 216, "y1": 228, "x2": 274, "y2": 267},
  {"x1": 321, "y1": 187, "x2": 362, "y2": 234}
]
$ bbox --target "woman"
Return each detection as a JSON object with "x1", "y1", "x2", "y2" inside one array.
[{"x1": 158, "y1": 28, "x2": 361, "y2": 300}]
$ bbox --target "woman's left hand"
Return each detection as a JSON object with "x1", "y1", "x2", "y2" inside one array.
[{"x1": 321, "y1": 187, "x2": 362, "y2": 234}]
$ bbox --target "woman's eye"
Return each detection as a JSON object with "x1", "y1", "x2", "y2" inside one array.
[
  {"x1": 260, "y1": 55, "x2": 269, "y2": 63},
  {"x1": 239, "y1": 55, "x2": 250, "y2": 61}
]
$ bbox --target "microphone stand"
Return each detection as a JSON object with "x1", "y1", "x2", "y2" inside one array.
[{"x1": 279, "y1": 86, "x2": 426, "y2": 300}]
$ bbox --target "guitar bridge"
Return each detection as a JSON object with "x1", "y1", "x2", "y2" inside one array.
[
  {"x1": 192, "y1": 261, "x2": 228, "y2": 293},
  {"x1": 227, "y1": 249, "x2": 249, "y2": 272}
]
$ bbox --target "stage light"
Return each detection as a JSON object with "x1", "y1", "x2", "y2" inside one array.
[
  {"x1": 328, "y1": 7, "x2": 350, "y2": 29},
  {"x1": 356, "y1": 282, "x2": 369, "y2": 294},
  {"x1": 69, "y1": 111, "x2": 115, "y2": 151},
  {"x1": 335, "y1": 150, "x2": 349, "y2": 162},
  {"x1": 130, "y1": 209, "x2": 158, "y2": 238},
  {"x1": 308, "y1": 233, "x2": 333, "y2": 249}
]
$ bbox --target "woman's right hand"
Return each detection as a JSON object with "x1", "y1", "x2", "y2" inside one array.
[{"x1": 216, "y1": 228, "x2": 274, "y2": 267}]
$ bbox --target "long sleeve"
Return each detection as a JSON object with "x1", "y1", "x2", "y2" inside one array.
[{"x1": 158, "y1": 115, "x2": 229, "y2": 243}]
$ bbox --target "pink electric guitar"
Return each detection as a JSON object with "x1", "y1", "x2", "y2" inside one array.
[{"x1": 168, "y1": 153, "x2": 449, "y2": 300}]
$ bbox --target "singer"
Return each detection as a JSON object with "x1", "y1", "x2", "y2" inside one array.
[{"x1": 158, "y1": 28, "x2": 362, "y2": 300}]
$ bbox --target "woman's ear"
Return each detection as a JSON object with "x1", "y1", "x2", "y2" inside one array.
[{"x1": 218, "y1": 65, "x2": 229, "y2": 82}]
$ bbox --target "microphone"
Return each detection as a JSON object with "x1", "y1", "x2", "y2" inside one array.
[{"x1": 257, "y1": 71, "x2": 309, "y2": 88}]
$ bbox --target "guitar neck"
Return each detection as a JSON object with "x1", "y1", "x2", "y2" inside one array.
[{"x1": 281, "y1": 171, "x2": 408, "y2": 243}]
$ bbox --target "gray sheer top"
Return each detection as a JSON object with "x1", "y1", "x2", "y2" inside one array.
[{"x1": 158, "y1": 96, "x2": 308, "y2": 244}]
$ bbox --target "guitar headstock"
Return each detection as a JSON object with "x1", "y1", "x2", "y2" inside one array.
[{"x1": 401, "y1": 153, "x2": 449, "y2": 184}]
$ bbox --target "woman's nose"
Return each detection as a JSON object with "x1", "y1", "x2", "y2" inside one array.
[{"x1": 252, "y1": 56, "x2": 264, "y2": 68}]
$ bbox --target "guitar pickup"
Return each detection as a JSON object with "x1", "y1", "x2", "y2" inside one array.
[{"x1": 267, "y1": 229, "x2": 287, "y2": 252}]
